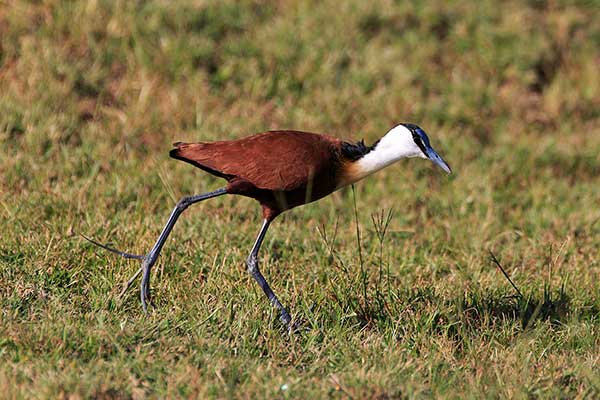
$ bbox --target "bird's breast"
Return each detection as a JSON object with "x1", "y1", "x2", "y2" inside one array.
[{"x1": 336, "y1": 160, "x2": 370, "y2": 189}]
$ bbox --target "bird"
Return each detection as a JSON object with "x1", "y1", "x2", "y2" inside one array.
[{"x1": 85, "y1": 123, "x2": 451, "y2": 327}]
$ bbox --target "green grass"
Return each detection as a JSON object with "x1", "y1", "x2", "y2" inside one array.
[{"x1": 2, "y1": 0, "x2": 600, "y2": 398}]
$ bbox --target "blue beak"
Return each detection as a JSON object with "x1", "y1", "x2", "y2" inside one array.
[{"x1": 425, "y1": 147, "x2": 452, "y2": 174}]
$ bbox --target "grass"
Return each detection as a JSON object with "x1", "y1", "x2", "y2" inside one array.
[{"x1": 1, "y1": 0, "x2": 600, "y2": 397}]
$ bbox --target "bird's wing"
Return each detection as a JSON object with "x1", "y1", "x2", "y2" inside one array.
[{"x1": 170, "y1": 131, "x2": 343, "y2": 191}]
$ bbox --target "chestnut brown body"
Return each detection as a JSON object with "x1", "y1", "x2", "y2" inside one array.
[{"x1": 170, "y1": 130, "x2": 353, "y2": 220}]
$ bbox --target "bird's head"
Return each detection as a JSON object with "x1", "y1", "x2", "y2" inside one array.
[
  {"x1": 385, "y1": 123, "x2": 452, "y2": 174},
  {"x1": 338, "y1": 122, "x2": 452, "y2": 187}
]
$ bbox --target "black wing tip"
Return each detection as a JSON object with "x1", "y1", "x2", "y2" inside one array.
[
  {"x1": 169, "y1": 148, "x2": 181, "y2": 159},
  {"x1": 170, "y1": 142, "x2": 190, "y2": 158}
]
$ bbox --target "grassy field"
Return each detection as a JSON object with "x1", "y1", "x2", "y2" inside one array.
[{"x1": 1, "y1": 0, "x2": 600, "y2": 398}]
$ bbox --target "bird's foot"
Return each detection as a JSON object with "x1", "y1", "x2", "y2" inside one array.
[
  {"x1": 82, "y1": 234, "x2": 156, "y2": 313},
  {"x1": 279, "y1": 309, "x2": 309, "y2": 333},
  {"x1": 139, "y1": 256, "x2": 156, "y2": 313},
  {"x1": 286, "y1": 319, "x2": 311, "y2": 334},
  {"x1": 116, "y1": 260, "x2": 155, "y2": 312},
  {"x1": 117, "y1": 265, "x2": 143, "y2": 299}
]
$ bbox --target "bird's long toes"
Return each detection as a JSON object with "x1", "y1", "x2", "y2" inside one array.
[
  {"x1": 141, "y1": 284, "x2": 149, "y2": 312},
  {"x1": 81, "y1": 234, "x2": 145, "y2": 260},
  {"x1": 141, "y1": 295, "x2": 149, "y2": 314},
  {"x1": 279, "y1": 311, "x2": 298, "y2": 331},
  {"x1": 116, "y1": 265, "x2": 145, "y2": 300},
  {"x1": 140, "y1": 280, "x2": 157, "y2": 314},
  {"x1": 279, "y1": 311, "x2": 291, "y2": 324},
  {"x1": 287, "y1": 319, "x2": 310, "y2": 334}
]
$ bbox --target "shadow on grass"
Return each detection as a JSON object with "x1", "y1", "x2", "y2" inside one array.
[
  {"x1": 319, "y1": 207, "x2": 598, "y2": 334},
  {"x1": 329, "y1": 283, "x2": 598, "y2": 334},
  {"x1": 457, "y1": 285, "x2": 573, "y2": 330}
]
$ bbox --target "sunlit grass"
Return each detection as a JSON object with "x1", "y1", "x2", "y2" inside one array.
[{"x1": 1, "y1": 0, "x2": 599, "y2": 397}]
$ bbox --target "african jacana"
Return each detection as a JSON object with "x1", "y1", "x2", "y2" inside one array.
[{"x1": 86, "y1": 123, "x2": 451, "y2": 327}]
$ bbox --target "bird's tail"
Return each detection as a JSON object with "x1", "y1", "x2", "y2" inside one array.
[{"x1": 169, "y1": 141, "x2": 231, "y2": 179}]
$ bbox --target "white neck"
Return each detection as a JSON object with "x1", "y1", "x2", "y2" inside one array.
[{"x1": 339, "y1": 125, "x2": 423, "y2": 187}]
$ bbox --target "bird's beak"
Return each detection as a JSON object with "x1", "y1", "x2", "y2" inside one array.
[{"x1": 425, "y1": 147, "x2": 452, "y2": 174}]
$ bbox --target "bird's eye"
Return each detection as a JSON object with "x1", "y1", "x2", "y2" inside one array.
[{"x1": 411, "y1": 132, "x2": 428, "y2": 156}]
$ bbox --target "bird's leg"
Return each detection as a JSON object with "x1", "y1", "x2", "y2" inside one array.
[
  {"x1": 246, "y1": 219, "x2": 293, "y2": 327},
  {"x1": 136, "y1": 188, "x2": 229, "y2": 312},
  {"x1": 85, "y1": 187, "x2": 228, "y2": 313}
]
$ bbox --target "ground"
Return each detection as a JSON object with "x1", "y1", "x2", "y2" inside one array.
[{"x1": 1, "y1": 0, "x2": 599, "y2": 398}]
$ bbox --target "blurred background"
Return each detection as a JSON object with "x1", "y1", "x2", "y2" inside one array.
[
  {"x1": 2, "y1": 1, "x2": 598, "y2": 150},
  {"x1": 1, "y1": 0, "x2": 599, "y2": 397}
]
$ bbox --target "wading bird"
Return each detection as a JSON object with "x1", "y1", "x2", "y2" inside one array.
[{"x1": 86, "y1": 123, "x2": 451, "y2": 327}]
